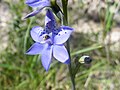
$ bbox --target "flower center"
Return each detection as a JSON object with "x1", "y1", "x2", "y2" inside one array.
[
  {"x1": 43, "y1": 35, "x2": 53, "y2": 45},
  {"x1": 43, "y1": 35, "x2": 50, "y2": 40}
]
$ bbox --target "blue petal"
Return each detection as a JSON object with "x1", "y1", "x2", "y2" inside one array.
[
  {"x1": 53, "y1": 26, "x2": 74, "y2": 44},
  {"x1": 64, "y1": 59, "x2": 70, "y2": 64},
  {"x1": 26, "y1": 0, "x2": 50, "y2": 8},
  {"x1": 45, "y1": 10, "x2": 56, "y2": 33},
  {"x1": 26, "y1": 42, "x2": 44, "y2": 55},
  {"x1": 53, "y1": 45, "x2": 69, "y2": 63},
  {"x1": 30, "y1": 26, "x2": 47, "y2": 43},
  {"x1": 23, "y1": 9, "x2": 42, "y2": 19},
  {"x1": 41, "y1": 45, "x2": 53, "y2": 71}
]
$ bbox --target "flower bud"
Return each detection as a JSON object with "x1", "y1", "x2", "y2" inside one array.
[{"x1": 79, "y1": 56, "x2": 92, "y2": 64}]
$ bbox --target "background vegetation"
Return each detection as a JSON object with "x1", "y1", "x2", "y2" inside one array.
[{"x1": 0, "y1": 0, "x2": 120, "y2": 90}]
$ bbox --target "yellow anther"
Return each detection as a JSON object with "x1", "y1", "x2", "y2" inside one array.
[{"x1": 43, "y1": 35, "x2": 50, "y2": 40}]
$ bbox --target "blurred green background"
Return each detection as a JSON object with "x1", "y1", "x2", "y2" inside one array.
[{"x1": 0, "y1": 0, "x2": 120, "y2": 90}]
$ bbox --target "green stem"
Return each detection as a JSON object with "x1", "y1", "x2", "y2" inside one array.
[
  {"x1": 105, "y1": 2, "x2": 118, "y2": 36},
  {"x1": 104, "y1": 2, "x2": 118, "y2": 63},
  {"x1": 62, "y1": 0, "x2": 76, "y2": 90},
  {"x1": 24, "y1": 17, "x2": 34, "y2": 53}
]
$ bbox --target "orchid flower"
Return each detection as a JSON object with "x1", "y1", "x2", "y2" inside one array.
[
  {"x1": 24, "y1": 0, "x2": 51, "y2": 19},
  {"x1": 26, "y1": 10, "x2": 73, "y2": 71},
  {"x1": 24, "y1": 0, "x2": 62, "y2": 19}
]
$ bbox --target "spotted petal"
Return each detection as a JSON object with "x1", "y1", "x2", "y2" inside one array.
[
  {"x1": 26, "y1": 42, "x2": 44, "y2": 55},
  {"x1": 41, "y1": 45, "x2": 53, "y2": 71},
  {"x1": 45, "y1": 10, "x2": 56, "y2": 33},
  {"x1": 25, "y1": 0, "x2": 50, "y2": 8},
  {"x1": 30, "y1": 26, "x2": 46, "y2": 42},
  {"x1": 53, "y1": 26, "x2": 74, "y2": 44},
  {"x1": 53, "y1": 45, "x2": 69, "y2": 63}
]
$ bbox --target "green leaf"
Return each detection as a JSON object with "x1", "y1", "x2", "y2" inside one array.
[{"x1": 71, "y1": 44, "x2": 103, "y2": 56}]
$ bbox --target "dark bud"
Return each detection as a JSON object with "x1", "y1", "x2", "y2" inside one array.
[
  {"x1": 79, "y1": 56, "x2": 92, "y2": 64},
  {"x1": 84, "y1": 56, "x2": 92, "y2": 64}
]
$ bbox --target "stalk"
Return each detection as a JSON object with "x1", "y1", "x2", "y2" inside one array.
[{"x1": 62, "y1": 0, "x2": 76, "y2": 90}]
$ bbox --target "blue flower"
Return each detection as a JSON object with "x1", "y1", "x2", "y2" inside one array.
[
  {"x1": 24, "y1": 0, "x2": 51, "y2": 19},
  {"x1": 26, "y1": 10, "x2": 73, "y2": 71}
]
